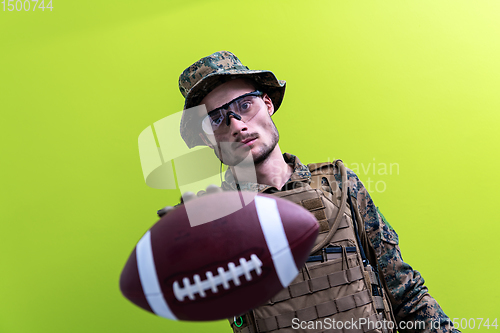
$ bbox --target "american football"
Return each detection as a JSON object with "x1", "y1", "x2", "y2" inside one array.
[{"x1": 119, "y1": 191, "x2": 319, "y2": 321}]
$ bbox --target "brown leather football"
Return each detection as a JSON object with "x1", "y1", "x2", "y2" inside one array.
[{"x1": 119, "y1": 191, "x2": 318, "y2": 321}]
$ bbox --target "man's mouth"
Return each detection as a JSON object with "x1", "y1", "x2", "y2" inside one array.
[
  {"x1": 234, "y1": 135, "x2": 257, "y2": 149},
  {"x1": 241, "y1": 137, "x2": 256, "y2": 146}
]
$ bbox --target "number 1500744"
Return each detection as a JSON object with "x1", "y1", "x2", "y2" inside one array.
[
  {"x1": 452, "y1": 318, "x2": 498, "y2": 330},
  {"x1": 2, "y1": 0, "x2": 53, "y2": 11}
]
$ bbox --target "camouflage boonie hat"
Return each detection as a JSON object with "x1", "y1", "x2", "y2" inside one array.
[{"x1": 179, "y1": 51, "x2": 286, "y2": 148}]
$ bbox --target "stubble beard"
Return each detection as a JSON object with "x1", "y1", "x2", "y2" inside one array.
[
  {"x1": 252, "y1": 123, "x2": 279, "y2": 166},
  {"x1": 214, "y1": 119, "x2": 280, "y2": 167}
]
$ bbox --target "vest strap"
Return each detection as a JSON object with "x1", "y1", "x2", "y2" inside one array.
[{"x1": 310, "y1": 160, "x2": 348, "y2": 254}]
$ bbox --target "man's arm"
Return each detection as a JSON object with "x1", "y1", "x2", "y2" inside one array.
[{"x1": 338, "y1": 168, "x2": 459, "y2": 333}]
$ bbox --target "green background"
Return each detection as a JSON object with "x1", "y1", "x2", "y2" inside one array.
[{"x1": 1, "y1": 0, "x2": 499, "y2": 332}]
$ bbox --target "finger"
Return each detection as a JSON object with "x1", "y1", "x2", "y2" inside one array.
[
  {"x1": 206, "y1": 184, "x2": 222, "y2": 194},
  {"x1": 157, "y1": 206, "x2": 174, "y2": 217},
  {"x1": 182, "y1": 191, "x2": 196, "y2": 203}
]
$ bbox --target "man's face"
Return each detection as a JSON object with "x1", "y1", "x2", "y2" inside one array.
[{"x1": 199, "y1": 79, "x2": 279, "y2": 166}]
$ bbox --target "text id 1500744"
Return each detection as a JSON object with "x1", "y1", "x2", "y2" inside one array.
[{"x1": 1, "y1": 0, "x2": 53, "y2": 11}]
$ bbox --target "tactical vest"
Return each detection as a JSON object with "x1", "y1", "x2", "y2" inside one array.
[{"x1": 228, "y1": 160, "x2": 396, "y2": 333}]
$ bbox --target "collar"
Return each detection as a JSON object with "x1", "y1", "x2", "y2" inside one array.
[{"x1": 222, "y1": 153, "x2": 312, "y2": 192}]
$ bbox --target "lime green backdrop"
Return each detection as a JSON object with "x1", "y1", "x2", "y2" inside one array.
[{"x1": 1, "y1": 0, "x2": 499, "y2": 332}]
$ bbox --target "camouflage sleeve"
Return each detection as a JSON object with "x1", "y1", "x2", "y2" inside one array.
[{"x1": 336, "y1": 167, "x2": 459, "y2": 333}]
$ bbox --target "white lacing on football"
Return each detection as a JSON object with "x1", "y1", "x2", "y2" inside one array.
[{"x1": 173, "y1": 254, "x2": 263, "y2": 302}]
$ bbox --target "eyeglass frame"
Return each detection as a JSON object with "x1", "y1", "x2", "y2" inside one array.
[{"x1": 200, "y1": 90, "x2": 264, "y2": 135}]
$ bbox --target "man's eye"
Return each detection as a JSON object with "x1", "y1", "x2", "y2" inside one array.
[
  {"x1": 238, "y1": 101, "x2": 252, "y2": 111},
  {"x1": 209, "y1": 112, "x2": 223, "y2": 125}
]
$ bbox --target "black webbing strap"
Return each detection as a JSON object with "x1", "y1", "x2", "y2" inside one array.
[{"x1": 306, "y1": 246, "x2": 357, "y2": 262}]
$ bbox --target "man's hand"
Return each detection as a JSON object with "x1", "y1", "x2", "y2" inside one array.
[{"x1": 156, "y1": 185, "x2": 222, "y2": 217}]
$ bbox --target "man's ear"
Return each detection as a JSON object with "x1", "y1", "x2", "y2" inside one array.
[
  {"x1": 262, "y1": 93, "x2": 275, "y2": 116},
  {"x1": 199, "y1": 132, "x2": 215, "y2": 149}
]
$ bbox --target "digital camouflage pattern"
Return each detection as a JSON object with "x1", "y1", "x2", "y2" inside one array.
[
  {"x1": 222, "y1": 153, "x2": 459, "y2": 333},
  {"x1": 178, "y1": 51, "x2": 286, "y2": 148}
]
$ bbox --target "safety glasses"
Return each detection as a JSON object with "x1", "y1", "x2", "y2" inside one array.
[{"x1": 201, "y1": 90, "x2": 264, "y2": 135}]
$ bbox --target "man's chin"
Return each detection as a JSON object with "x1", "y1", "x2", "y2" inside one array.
[{"x1": 216, "y1": 145, "x2": 252, "y2": 167}]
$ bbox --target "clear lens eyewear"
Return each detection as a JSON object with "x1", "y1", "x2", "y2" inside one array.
[{"x1": 201, "y1": 90, "x2": 264, "y2": 135}]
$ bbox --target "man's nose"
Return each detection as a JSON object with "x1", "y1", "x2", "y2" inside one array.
[
  {"x1": 228, "y1": 113, "x2": 247, "y2": 136},
  {"x1": 225, "y1": 111, "x2": 241, "y2": 126}
]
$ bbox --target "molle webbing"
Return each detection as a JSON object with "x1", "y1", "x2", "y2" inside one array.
[
  {"x1": 274, "y1": 181, "x2": 336, "y2": 235},
  {"x1": 234, "y1": 313, "x2": 388, "y2": 333},
  {"x1": 255, "y1": 290, "x2": 372, "y2": 332},
  {"x1": 307, "y1": 246, "x2": 356, "y2": 262},
  {"x1": 270, "y1": 183, "x2": 342, "y2": 249},
  {"x1": 268, "y1": 265, "x2": 364, "y2": 304},
  {"x1": 301, "y1": 197, "x2": 329, "y2": 233}
]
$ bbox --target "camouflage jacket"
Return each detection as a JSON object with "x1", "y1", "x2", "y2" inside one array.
[{"x1": 221, "y1": 153, "x2": 459, "y2": 333}]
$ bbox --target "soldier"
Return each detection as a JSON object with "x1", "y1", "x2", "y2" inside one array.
[{"x1": 163, "y1": 51, "x2": 459, "y2": 333}]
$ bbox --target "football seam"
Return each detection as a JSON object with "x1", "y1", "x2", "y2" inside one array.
[{"x1": 172, "y1": 254, "x2": 263, "y2": 302}]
